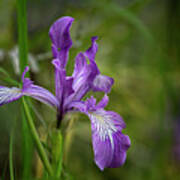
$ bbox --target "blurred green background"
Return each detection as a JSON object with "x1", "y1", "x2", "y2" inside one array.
[{"x1": 0, "y1": 0, "x2": 180, "y2": 179}]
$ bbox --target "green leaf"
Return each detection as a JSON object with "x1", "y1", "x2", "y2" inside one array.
[
  {"x1": 22, "y1": 97, "x2": 53, "y2": 176},
  {"x1": 51, "y1": 130, "x2": 64, "y2": 179},
  {"x1": 9, "y1": 129, "x2": 14, "y2": 180}
]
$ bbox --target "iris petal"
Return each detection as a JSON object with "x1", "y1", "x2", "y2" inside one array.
[
  {"x1": 0, "y1": 67, "x2": 59, "y2": 108},
  {"x1": 52, "y1": 59, "x2": 74, "y2": 109},
  {"x1": 92, "y1": 74, "x2": 114, "y2": 93},
  {"x1": 49, "y1": 16, "x2": 74, "y2": 68},
  {"x1": 88, "y1": 109, "x2": 130, "y2": 170},
  {"x1": 64, "y1": 53, "x2": 97, "y2": 108},
  {"x1": 85, "y1": 36, "x2": 98, "y2": 62},
  {"x1": 0, "y1": 86, "x2": 22, "y2": 106},
  {"x1": 70, "y1": 95, "x2": 130, "y2": 170},
  {"x1": 52, "y1": 59, "x2": 66, "y2": 102},
  {"x1": 21, "y1": 66, "x2": 59, "y2": 108},
  {"x1": 84, "y1": 37, "x2": 114, "y2": 93},
  {"x1": 22, "y1": 82, "x2": 59, "y2": 108}
]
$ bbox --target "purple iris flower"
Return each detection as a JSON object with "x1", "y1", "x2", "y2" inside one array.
[{"x1": 0, "y1": 16, "x2": 130, "y2": 170}]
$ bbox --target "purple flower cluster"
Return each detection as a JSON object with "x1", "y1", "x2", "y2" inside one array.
[{"x1": 0, "y1": 17, "x2": 130, "y2": 170}]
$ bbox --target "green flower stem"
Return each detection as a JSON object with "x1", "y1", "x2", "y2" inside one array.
[
  {"x1": 51, "y1": 130, "x2": 64, "y2": 179},
  {"x1": 56, "y1": 139, "x2": 63, "y2": 179},
  {"x1": 22, "y1": 97, "x2": 53, "y2": 176},
  {"x1": 9, "y1": 129, "x2": 14, "y2": 180},
  {"x1": 17, "y1": 0, "x2": 28, "y2": 73},
  {"x1": 17, "y1": 0, "x2": 32, "y2": 178}
]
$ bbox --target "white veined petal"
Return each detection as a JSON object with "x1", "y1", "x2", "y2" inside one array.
[
  {"x1": 0, "y1": 87, "x2": 22, "y2": 106},
  {"x1": 89, "y1": 109, "x2": 118, "y2": 149},
  {"x1": 88, "y1": 109, "x2": 130, "y2": 170}
]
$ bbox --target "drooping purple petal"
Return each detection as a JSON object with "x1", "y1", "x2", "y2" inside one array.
[
  {"x1": 22, "y1": 82, "x2": 59, "y2": 108},
  {"x1": 84, "y1": 37, "x2": 114, "y2": 93},
  {"x1": 0, "y1": 86, "x2": 22, "y2": 106},
  {"x1": 109, "y1": 132, "x2": 130, "y2": 168},
  {"x1": 22, "y1": 66, "x2": 59, "y2": 108},
  {"x1": 0, "y1": 66, "x2": 59, "y2": 108},
  {"x1": 70, "y1": 95, "x2": 130, "y2": 170},
  {"x1": 88, "y1": 109, "x2": 130, "y2": 170},
  {"x1": 49, "y1": 16, "x2": 74, "y2": 68},
  {"x1": 92, "y1": 74, "x2": 114, "y2": 93}
]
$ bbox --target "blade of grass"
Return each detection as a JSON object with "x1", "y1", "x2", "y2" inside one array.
[
  {"x1": 27, "y1": 100, "x2": 47, "y2": 129},
  {"x1": 0, "y1": 67, "x2": 11, "y2": 77},
  {"x1": 0, "y1": 67, "x2": 20, "y2": 86},
  {"x1": 22, "y1": 97, "x2": 53, "y2": 176},
  {"x1": 51, "y1": 130, "x2": 63, "y2": 179},
  {"x1": 9, "y1": 129, "x2": 14, "y2": 180},
  {"x1": 21, "y1": 109, "x2": 33, "y2": 180},
  {"x1": 17, "y1": 0, "x2": 32, "y2": 178},
  {"x1": 17, "y1": 0, "x2": 28, "y2": 73},
  {"x1": 1, "y1": 77, "x2": 20, "y2": 86},
  {"x1": 56, "y1": 134, "x2": 63, "y2": 179}
]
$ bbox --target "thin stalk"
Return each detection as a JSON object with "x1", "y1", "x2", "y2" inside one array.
[
  {"x1": 55, "y1": 132, "x2": 63, "y2": 178},
  {"x1": 17, "y1": 0, "x2": 32, "y2": 178},
  {"x1": 21, "y1": 109, "x2": 33, "y2": 179},
  {"x1": 9, "y1": 130, "x2": 14, "y2": 180},
  {"x1": 22, "y1": 97, "x2": 53, "y2": 176},
  {"x1": 17, "y1": 0, "x2": 28, "y2": 73},
  {"x1": 51, "y1": 130, "x2": 64, "y2": 179}
]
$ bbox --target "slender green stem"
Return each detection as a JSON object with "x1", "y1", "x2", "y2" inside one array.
[
  {"x1": 22, "y1": 97, "x2": 53, "y2": 176},
  {"x1": 21, "y1": 109, "x2": 33, "y2": 180},
  {"x1": 9, "y1": 130, "x2": 14, "y2": 180},
  {"x1": 55, "y1": 132, "x2": 63, "y2": 178},
  {"x1": 51, "y1": 130, "x2": 64, "y2": 179},
  {"x1": 17, "y1": 0, "x2": 28, "y2": 73},
  {"x1": 17, "y1": 0, "x2": 32, "y2": 178}
]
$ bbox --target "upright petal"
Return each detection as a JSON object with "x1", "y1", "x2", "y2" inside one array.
[
  {"x1": 52, "y1": 59, "x2": 74, "y2": 107},
  {"x1": 71, "y1": 53, "x2": 93, "y2": 99},
  {"x1": 84, "y1": 37, "x2": 114, "y2": 93},
  {"x1": 72, "y1": 52, "x2": 88, "y2": 78},
  {"x1": 64, "y1": 53, "x2": 98, "y2": 108},
  {"x1": 64, "y1": 76, "x2": 74, "y2": 98},
  {"x1": 85, "y1": 36, "x2": 98, "y2": 62},
  {"x1": 52, "y1": 59, "x2": 66, "y2": 102},
  {"x1": 0, "y1": 86, "x2": 22, "y2": 106},
  {"x1": 96, "y1": 94, "x2": 109, "y2": 109},
  {"x1": 49, "y1": 16, "x2": 74, "y2": 49},
  {"x1": 49, "y1": 16, "x2": 74, "y2": 68}
]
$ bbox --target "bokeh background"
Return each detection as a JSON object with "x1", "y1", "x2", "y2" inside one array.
[{"x1": 0, "y1": 0, "x2": 180, "y2": 179}]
